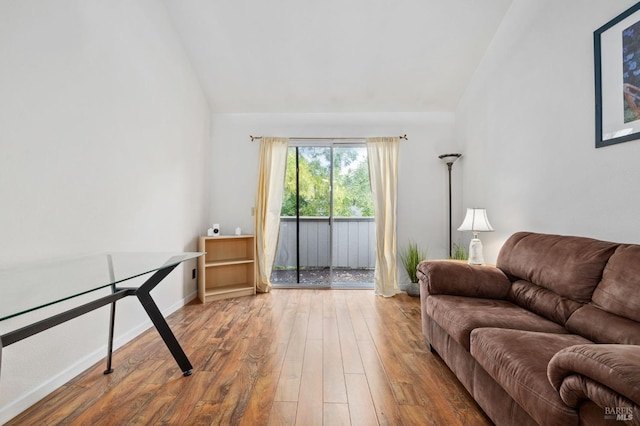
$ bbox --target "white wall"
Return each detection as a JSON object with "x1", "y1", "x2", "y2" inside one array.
[
  {"x1": 0, "y1": 0, "x2": 210, "y2": 421},
  {"x1": 209, "y1": 112, "x2": 460, "y2": 280},
  {"x1": 456, "y1": 0, "x2": 640, "y2": 262}
]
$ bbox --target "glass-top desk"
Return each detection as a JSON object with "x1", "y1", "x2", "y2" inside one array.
[{"x1": 0, "y1": 252, "x2": 204, "y2": 378}]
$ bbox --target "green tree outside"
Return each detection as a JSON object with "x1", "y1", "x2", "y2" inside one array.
[{"x1": 280, "y1": 146, "x2": 373, "y2": 217}]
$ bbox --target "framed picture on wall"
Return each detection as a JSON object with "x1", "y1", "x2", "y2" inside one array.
[{"x1": 594, "y1": 2, "x2": 640, "y2": 148}]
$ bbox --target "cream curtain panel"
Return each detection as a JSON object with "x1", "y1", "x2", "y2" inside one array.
[
  {"x1": 254, "y1": 137, "x2": 289, "y2": 293},
  {"x1": 367, "y1": 137, "x2": 402, "y2": 297}
]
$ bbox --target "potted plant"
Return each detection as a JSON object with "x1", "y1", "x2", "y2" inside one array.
[
  {"x1": 400, "y1": 241, "x2": 428, "y2": 297},
  {"x1": 450, "y1": 243, "x2": 468, "y2": 261}
]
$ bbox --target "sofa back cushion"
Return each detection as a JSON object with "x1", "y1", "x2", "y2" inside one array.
[
  {"x1": 565, "y1": 305, "x2": 640, "y2": 345},
  {"x1": 508, "y1": 280, "x2": 583, "y2": 325},
  {"x1": 497, "y1": 232, "x2": 618, "y2": 303},
  {"x1": 591, "y1": 244, "x2": 640, "y2": 323},
  {"x1": 565, "y1": 244, "x2": 640, "y2": 344}
]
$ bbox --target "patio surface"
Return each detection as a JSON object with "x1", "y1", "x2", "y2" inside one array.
[{"x1": 271, "y1": 267, "x2": 374, "y2": 289}]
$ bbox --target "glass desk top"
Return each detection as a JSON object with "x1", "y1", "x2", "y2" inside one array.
[{"x1": 0, "y1": 252, "x2": 203, "y2": 322}]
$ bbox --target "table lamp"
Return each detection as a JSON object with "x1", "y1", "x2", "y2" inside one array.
[{"x1": 457, "y1": 208, "x2": 494, "y2": 265}]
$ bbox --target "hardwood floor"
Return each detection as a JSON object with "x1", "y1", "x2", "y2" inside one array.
[{"x1": 7, "y1": 290, "x2": 491, "y2": 425}]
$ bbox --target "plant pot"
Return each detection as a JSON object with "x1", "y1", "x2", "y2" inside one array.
[{"x1": 406, "y1": 282, "x2": 420, "y2": 297}]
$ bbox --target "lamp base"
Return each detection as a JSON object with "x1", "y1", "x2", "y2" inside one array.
[{"x1": 468, "y1": 237, "x2": 485, "y2": 265}]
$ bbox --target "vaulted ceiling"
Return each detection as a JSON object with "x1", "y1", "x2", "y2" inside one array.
[{"x1": 163, "y1": 0, "x2": 513, "y2": 113}]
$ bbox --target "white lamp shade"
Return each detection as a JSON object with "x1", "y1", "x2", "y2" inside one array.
[{"x1": 457, "y1": 208, "x2": 494, "y2": 232}]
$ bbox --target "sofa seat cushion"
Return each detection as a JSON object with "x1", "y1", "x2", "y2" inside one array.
[
  {"x1": 426, "y1": 295, "x2": 568, "y2": 351},
  {"x1": 471, "y1": 328, "x2": 592, "y2": 426}
]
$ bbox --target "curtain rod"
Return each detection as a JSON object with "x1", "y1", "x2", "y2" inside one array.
[{"x1": 249, "y1": 134, "x2": 407, "y2": 142}]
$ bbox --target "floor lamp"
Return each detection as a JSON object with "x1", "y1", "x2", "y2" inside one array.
[{"x1": 438, "y1": 153, "x2": 462, "y2": 258}]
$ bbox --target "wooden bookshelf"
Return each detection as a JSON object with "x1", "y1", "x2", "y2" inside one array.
[{"x1": 197, "y1": 235, "x2": 256, "y2": 303}]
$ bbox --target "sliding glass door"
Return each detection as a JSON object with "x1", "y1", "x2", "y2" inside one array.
[
  {"x1": 271, "y1": 143, "x2": 374, "y2": 288},
  {"x1": 331, "y1": 145, "x2": 375, "y2": 288}
]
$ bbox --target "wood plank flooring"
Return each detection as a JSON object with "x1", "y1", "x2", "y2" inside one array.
[{"x1": 7, "y1": 290, "x2": 491, "y2": 425}]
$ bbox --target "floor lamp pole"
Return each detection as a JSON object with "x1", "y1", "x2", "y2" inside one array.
[
  {"x1": 438, "y1": 153, "x2": 462, "y2": 258},
  {"x1": 447, "y1": 162, "x2": 453, "y2": 258}
]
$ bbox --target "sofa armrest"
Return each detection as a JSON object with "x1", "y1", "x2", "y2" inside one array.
[
  {"x1": 548, "y1": 344, "x2": 640, "y2": 407},
  {"x1": 416, "y1": 260, "x2": 511, "y2": 299}
]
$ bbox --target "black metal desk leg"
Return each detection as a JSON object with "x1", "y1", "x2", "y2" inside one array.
[
  {"x1": 136, "y1": 290, "x2": 193, "y2": 376},
  {"x1": 104, "y1": 254, "x2": 116, "y2": 374},
  {"x1": 103, "y1": 294, "x2": 116, "y2": 374},
  {"x1": 136, "y1": 265, "x2": 193, "y2": 376}
]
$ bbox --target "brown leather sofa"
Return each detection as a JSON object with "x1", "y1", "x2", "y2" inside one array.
[{"x1": 417, "y1": 232, "x2": 640, "y2": 425}]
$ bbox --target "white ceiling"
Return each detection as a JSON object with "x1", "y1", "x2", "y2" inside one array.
[{"x1": 162, "y1": 0, "x2": 513, "y2": 113}]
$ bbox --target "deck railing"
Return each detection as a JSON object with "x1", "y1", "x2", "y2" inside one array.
[{"x1": 274, "y1": 216, "x2": 375, "y2": 269}]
